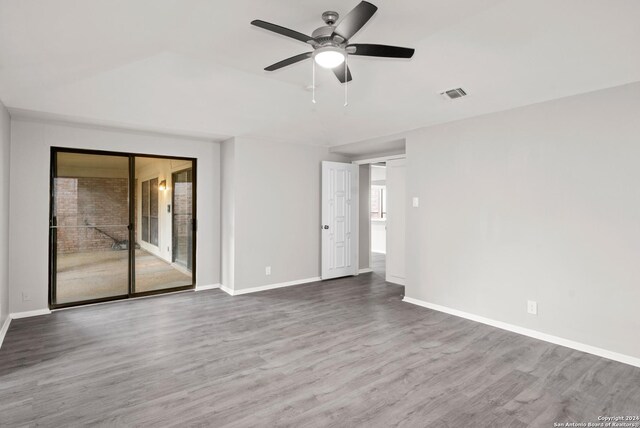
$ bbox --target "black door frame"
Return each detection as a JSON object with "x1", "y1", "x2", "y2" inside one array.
[{"x1": 49, "y1": 147, "x2": 198, "y2": 309}]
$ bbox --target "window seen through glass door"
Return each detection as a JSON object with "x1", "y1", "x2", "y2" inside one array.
[{"x1": 140, "y1": 178, "x2": 159, "y2": 246}]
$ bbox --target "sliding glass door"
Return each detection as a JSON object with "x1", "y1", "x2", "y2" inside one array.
[
  {"x1": 133, "y1": 157, "x2": 194, "y2": 294},
  {"x1": 49, "y1": 149, "x2": 196, "y2": 308},
  {"x1": 50, "y1": 152, "x2": 131, "y2": 305}
]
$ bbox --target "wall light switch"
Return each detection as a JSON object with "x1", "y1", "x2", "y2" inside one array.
[
  {"x1": 412, "y1": 197, "x2": 419, "y2": 208},
  {"x1": 527, "y1": 300, "x2": 538, "y2": 315},
  {"x1": 22, "y1": 292, "x2": 31, "y2": 302},
  {"x1": 265, "y1": 266, "x2": 271, "y2": 276}
]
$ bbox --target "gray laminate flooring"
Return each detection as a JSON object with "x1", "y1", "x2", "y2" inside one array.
[
  {"x1": 371, "y1": 252, "x2": 385, "y2": 276},
  {"x1": 1, "y1": 274, "x2": 639, "y2": 427}
]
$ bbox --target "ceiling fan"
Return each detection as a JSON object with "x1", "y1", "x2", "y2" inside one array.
[{"x1": 251, "y1": 1, "x2": 415, "y2": 84}]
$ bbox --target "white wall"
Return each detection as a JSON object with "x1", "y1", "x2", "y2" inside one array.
[
  {"x1": 358, "y1": 165, "x2": 370, "y2": 270},
  {"x1": 0, "y1": 102, "x2": 10, "y2": 326},
  {"x1": 405, "y1": 82, "x2": 640, "y2": 359},
  {"x1": 221, "y1": 138, "x2": 235, "y2": 290},
  {"x1": 227, "y1": 137, "x2": 347, "y2": 291},
  {"x1": 9, "y1": 118, "x2": 221, "y2": 313},
  {"x1": 385, "y1": 159, "x2": 406, "y2": 285},
  {"x1": 371, "y1": 222, "x2": 386, "y2": 254},
  {"x1": 370, "y1": 165, "x2": 386, "y2": 183}
]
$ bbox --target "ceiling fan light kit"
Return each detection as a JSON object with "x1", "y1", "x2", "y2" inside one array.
[
  {"x1": 314, "y1": 46, "x2": 346, "y2": 69},
  {"x1": 251, "y1": 1, "x2": 415, "y2": 105}
]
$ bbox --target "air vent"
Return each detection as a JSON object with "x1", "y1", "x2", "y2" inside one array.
[{"x1": 441, "y1": 88, "x2": 468, "y2": 100}]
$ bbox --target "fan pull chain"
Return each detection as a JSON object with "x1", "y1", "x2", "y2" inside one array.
[
  {"x1": 312, "y1": 59, "x2": 316, "y2": 104},
  {"x1": 344, "y1": 56, "x2": 348, "y2": 107}
]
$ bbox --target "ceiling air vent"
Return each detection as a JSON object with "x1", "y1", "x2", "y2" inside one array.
[{"x1": 441, "y1": 88, "x2": 468, "y2": 100}]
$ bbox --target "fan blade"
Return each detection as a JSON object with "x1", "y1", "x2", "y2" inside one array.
[
  {"x1": 347, "y1": 44, "x2": 415, "y2": 58},
  {"x1": 332, "y1": 1, "x2": 378, "y2": 41},
  {"x1": 251, "y1": 20, "x2": 314, "y2": 44},
  {"x1": 264, "y1": 52, "x2": 312, "y2": 71},
  {"x1": 332, "y1": 62, "x2": 353, "y2": 83}
]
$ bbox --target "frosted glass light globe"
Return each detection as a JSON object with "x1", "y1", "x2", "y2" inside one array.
[{"x1": 314, "y1": 47, "x2": 346, "y2": 69}]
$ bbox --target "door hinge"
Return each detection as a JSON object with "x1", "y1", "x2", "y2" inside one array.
[{"x1": 192, "y1": 219, "x2": 198, "y2": 232}]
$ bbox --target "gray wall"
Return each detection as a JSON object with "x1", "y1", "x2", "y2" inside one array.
[
  {"x1": 228, "y1": 137, "x2": 347, "y2": 290},
  {"x1": 405, "y1": 82, "x2": 640, "y2": 359},
  {"x1": 221, "y1": 138, "x2": 235, "y2": 290},
  {"x1": 0, "y1": 102, "x2": 10, "y2": 326},
  {"x1": 9, "y1": 119, "x2": 221, "y2": 314},
  {"x1": 359, "y1": 164, "x2": 370, "y2": 270}
]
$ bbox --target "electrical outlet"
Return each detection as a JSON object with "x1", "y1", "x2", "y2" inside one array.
[
  {"x1": 265, "y1": 266, "x2": 271, "y2": 276},
  {"x1": 527, "y1": 300, "x2": 537, "y2": 315},
  {"x1": 412, "y1": 197, "x2": 419, "y2": 208},
  {"x1": 22, "y1": 292, "x2": 31, "y2": 302}
]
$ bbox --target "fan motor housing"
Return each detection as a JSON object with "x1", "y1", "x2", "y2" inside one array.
[
  {"x1": 312, "y1": 26, "x2": 335, "y2": 44},
  {"x1": 312, "y1": 25, "x2": 347, "y2": 48}
]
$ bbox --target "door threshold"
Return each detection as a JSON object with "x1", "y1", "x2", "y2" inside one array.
[{"x1": 52, "y1": 288, "x2": 195, "y2": 312}]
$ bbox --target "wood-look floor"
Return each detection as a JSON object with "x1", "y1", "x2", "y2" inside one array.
[{"x1": 1, "y1": 270, "x2": 639, "y2": 427}]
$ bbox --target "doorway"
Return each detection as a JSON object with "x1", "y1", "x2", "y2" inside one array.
[
  {"x1": 356, "y1": 156, "x2": 406, "y2": 285},
  {"x1": 49, "y1": 148, "x2": 197, "y2": 308},
  {"x1": 370, "y1": 163, "x2": 387, "y2": 275}
]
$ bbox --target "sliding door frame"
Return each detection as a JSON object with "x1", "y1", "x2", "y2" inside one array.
[
  {"x1": 48, "y1": 147, "x2": 197, "y2": 309},
  {"x1": 130, "y1": 155, "x2": 197, "y2": 299}
]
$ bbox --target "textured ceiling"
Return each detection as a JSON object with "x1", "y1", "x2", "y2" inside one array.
[{"x1": 1, "y1": 0, "x2": 639, "y2": 146}]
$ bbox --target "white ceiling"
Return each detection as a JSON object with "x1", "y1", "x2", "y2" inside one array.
[{"x1": 1, "y1": 0, "x2": 639, "y2": 147}]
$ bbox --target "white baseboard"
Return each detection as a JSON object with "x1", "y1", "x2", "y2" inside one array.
[
  {"x1": 195, "y1": 283, "x2": 220, "y2": 291},
  {"x1": 402, "y1": 296, "x2": 640, "y2": 369},
  {"x1": 222, "y1": 276, "x2": 321, "y2": 296},
  {"x1": 386, "y1": 275, "x2": 406, "y2": 286},
  {"x1": 219, "y1": 284, "x2": 234, "y2": 296},
  {"x1": 10, "y1": 308, "x2": 52, "y2": 319},
  {"x1": 0, "y1": 316, "x2": 11, "y2": 350},
  {"x1": 359, "y1": 268, "x2": 373, "y2": 274}
]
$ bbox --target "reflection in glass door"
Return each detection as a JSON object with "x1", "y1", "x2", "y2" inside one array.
[
  {"x1": 50, "y1": 151, "x2": 130, "y2": 305},
  {"x1": 134, "y1": 157, "x2": 194, "y2": 294}
]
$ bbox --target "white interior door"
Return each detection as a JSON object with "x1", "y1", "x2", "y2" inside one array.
[
  {"x1": 386, "y1": 159, "x2": 406, "y2": 285},
  {"x1": 321, "y1": 161, "x2": 359, "y2": 280}
]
